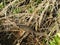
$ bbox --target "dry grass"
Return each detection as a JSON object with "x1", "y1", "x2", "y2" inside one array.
[{"x1": 0, "y1": 0, "x2": 60, "y2": 45}]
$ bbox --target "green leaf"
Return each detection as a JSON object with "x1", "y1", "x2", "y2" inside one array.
[
  {"x1": 49, "y1": 41, "x2": 56, "y2": 45},
  {"x1": 54, "y1": 35, "x2": 60, "y2": 45},
  {"x1": 12, "y1": 7, "x2": 22, "y2": 14},
  {"x1": 0, "y1": 2, "x2": 4, "y2": 9},
  {"x1": 49, "y1": 35, "x2": 60, "y2": 45}
]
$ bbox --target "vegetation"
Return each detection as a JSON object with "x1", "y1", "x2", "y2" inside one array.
[
  {"x1": 0, "y1": 0, "x2": 60, "y2": 45},
  {"x1": 49, "y1": 33, "x2": 60, "y2": 45}
]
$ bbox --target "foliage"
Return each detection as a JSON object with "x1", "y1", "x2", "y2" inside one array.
[
  {"x1": 12, "y1": 7, "x2": 22, "y2": 14},
  {"x1": 49, "y1": 34, "x2": 60, "y2": 45},
  {"x1": 0, "y1": 2, "x2": 4, "y2": 10},
  {"x1": 0, "y1": 0, "x2": 60, "y2": 45}
]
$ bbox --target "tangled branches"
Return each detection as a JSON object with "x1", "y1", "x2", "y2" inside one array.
[{"x1": 0, "y1": 0, "x2": 60, "y2": 45}]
